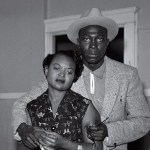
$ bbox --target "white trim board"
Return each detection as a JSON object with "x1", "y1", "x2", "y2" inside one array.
[
  {"x1": 0, "y1": 92, "x2": 25, "y2": 99},
  {"x1": 144, "y1": 89, "x2": 150, "y2": 97},
  {"x1": 0, "y1": 89, "x2": 150, "y2": 99}
]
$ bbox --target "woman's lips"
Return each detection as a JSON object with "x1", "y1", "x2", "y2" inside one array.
[{"x1": 56, "y1": 79, "x2": 65, "y2": 84}]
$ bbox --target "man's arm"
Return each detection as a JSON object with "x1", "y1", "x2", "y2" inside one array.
[
  {"x1": 12, "y1": 79, "x2": 48, "y2": 140},
  {"x1": 104, "y1": 68, "x2": 150, "y2": 146}
]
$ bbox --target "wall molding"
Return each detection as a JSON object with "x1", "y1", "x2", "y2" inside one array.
[
  {"x1": 144, "y1": 89, "x2": 150, "y2": 97},
  {"x1": 0, "y1": 89, "x2": 150, "y2": 99},
  {"x1": 0, "y1": 92, "x2": 25, "y2": 99}
]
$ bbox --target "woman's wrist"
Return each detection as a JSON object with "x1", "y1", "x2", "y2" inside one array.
[
  {"x1": 76, "y1": 143, "x2": 96, "y2": 150},
  {"x1": 77, "y1": 143, "x2": 82, "y2": 150},
  {"x1": 60, "y1": 138, "x2": 78, "y2": 150},
  {"x1": 57, "y1": 136, "x2": 67, "y2": 149},
  {"x1": 58, "y1": 137, "x2": 96, "y2": 150},
  {"x1": 92, "y1": 142, "x2": 96, "y2": 150}
]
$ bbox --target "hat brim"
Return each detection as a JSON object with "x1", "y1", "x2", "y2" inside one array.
[{"x1": 67, "y1": 16, "x2": 119, "y2": 44}]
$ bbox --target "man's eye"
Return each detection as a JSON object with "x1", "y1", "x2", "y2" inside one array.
[
  {"x1": 83, "y1": 37, "x2": 90, "y2": 42},
  {"x1": 97, "y1": 38, "x2": 104, "y2": 43}
]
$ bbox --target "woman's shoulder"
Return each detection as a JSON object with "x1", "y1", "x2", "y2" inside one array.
[{"x1": 27, "y1": 89, "x2": 48, "y2": 107}]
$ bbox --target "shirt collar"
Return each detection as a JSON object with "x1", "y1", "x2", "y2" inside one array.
[{"x1": 82, "y1": 58, "x2": 106, "y2": 79}]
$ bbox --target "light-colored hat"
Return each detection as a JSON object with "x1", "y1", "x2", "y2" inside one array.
[{"x1": 67, "y1": 8, "x2": 119, "y2": 44}]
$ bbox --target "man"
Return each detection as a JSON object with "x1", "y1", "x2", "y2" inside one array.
[{"x1": 12, "y1": 8, "x2": 150, "y2": 150}]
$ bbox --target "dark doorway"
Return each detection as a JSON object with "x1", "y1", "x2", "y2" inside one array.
[{"x1": 55, "y1": 28, "x2": 124, "y2": 63}]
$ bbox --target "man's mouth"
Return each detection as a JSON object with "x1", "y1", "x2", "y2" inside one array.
[{"x1": 87, "y1": 54, "x2": 98, "y2": 57}]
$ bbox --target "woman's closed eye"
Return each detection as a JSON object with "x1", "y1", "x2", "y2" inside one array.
[
  {"x1": 66, "y1": 69, "x2": 74, "y2": 75},
  {"x1": 53, "y1": 64, "x2": 60, "y2": 70}
]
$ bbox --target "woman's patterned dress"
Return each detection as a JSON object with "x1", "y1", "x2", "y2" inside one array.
[{"x1": 27, "y1": 89, "x2": 91, "y2": 149}]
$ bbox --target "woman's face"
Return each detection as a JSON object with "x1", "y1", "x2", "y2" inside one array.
[{"x1": 45, "y1": 54, "x2": 76, "y2": 91}]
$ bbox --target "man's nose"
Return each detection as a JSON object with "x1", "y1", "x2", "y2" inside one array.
[{"x1": 90, "y1": 39, "x2": 96, "y2": 49}]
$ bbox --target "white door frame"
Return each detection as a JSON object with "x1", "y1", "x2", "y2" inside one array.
[{"x1": 44, "y1": 7, "x2": 138, "y2": 67}]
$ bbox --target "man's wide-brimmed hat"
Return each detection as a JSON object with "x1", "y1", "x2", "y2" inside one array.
[{"x1": 67, "y1": 8, "x2": 119, "y2": 44}]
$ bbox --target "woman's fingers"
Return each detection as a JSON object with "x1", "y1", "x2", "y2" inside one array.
[
  {"x1": 39, "y1": 132, "x2": 58, "y2": 147},
  {"x1": 42, "y1": 145, "x2": 55, "y2": 150},
  {"x1": 23, "y1": 134, "x2": 38, "y2": 148}
]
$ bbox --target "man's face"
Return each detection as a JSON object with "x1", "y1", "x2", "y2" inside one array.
[{"x1": 78, "y1": 25, "x2": 109, "y2": 67}]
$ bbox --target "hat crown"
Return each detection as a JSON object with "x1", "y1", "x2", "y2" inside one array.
[
  {"x1": 67, "y1": 7, "x2": 119, "y2": 44},
  {"x1": 81, "y1": 8, "x2": 102, "y2": 18}
]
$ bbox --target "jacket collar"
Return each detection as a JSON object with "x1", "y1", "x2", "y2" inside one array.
[{"x1": 101, "y1": 56, "x2": 119, "y2": 120}]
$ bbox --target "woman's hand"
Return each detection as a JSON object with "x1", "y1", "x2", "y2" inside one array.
[
  {"x1": 39, "y1": 130, "x2": 65, "y2": 149},
  {"x1": 34, "y1": 128, "x2": 55, "y2": 150},
  {"x1": 34, "y1": 127, "x2": 45, "y2": 140}
]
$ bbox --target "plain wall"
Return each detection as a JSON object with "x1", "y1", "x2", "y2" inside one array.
[
  {"x1": 0, "y1": 0, "x2": 45, "y2": 93},
  {"x1": 0, "y1": 0, "x2": 45, "y2": 150},
  {"x1": 0, "y1": 0, "x2": 150, "y2": 150}
]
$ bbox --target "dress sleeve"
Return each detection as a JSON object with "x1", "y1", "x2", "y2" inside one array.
[{"x1": 12, "y1": 79, "x2": 48, "y2": 140}]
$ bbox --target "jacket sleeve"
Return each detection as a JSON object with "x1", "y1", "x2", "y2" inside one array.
[
  {"x1": 104, "y1": 68, "x2": 150, "y2": 147},
  {"x1": 12, "y1": 79, "x2": 48, "y2": 140}
]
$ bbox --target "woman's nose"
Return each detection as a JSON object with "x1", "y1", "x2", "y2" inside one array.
[{"x1": 59, "y1": 71, "x2": 65, "y2": 77}]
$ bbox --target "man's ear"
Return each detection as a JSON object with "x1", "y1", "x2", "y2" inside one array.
[
  {"x1": 77, "y1": 38, "x2": 81, "y2": 51},
  {"x1": 107, "y1": 39, "x2": 109, "y2": 45}
]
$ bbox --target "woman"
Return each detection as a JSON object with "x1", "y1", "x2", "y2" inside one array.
[{"x1": 26, "y1": 50, "x2": 103, "y2": 150}]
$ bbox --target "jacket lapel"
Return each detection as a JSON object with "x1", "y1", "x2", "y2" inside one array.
[
  {"x1": 72, "y1": 57, "x2": 119, "y2": 121},
  {"x1": 71, "y1": 76, "x2": 89, "y2": 99},
  {"x1": 101, "y1": 57, "x2": 119, "y2": 121}
]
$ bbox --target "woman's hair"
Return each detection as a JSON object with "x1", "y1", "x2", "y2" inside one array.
[{"x1": 43, "y1": 50, "x2": 84, "y2": 82}]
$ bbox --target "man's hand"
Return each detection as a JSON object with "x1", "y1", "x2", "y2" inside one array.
[
  {"x1": 88, "y1": 122, "x2": 108, "y2": 141},
  {"x1": 17, "y1": 123, "x2": 39, "y2": 149}
]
